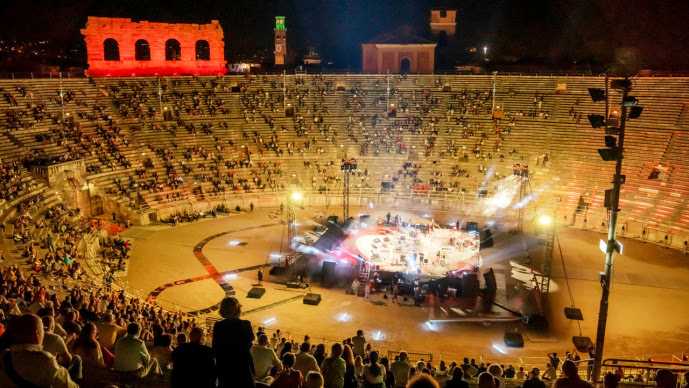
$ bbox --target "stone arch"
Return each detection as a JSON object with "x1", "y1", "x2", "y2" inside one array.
[
  {"x1": 135, "y1": 39, "x2": 151, "y2": 60},
  {"x1": 165, "y1": 39, "x2": 181, "y2": 61},
  {"x1": 103, "y1": 38, "x2": 120, "y2": 61},
  {"x1": 195, "y1": 40, "x2": 210, "y2": 60},
  {"x1": 400, "y1": 57, "x2": 412, "y2": 74}
]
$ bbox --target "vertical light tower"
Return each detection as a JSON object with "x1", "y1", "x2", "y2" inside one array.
[{"x1": 274, "y1": 16, "x2": 287, "y2": 66}]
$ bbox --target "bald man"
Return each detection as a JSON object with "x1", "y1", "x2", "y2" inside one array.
[{"x1": 0, "y1": 313, "x2": 78, "y2": 388}]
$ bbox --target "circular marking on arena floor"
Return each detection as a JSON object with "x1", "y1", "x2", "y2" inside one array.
[{"x1": 146, "y1": 222, "x2": 279, "y2": 316}]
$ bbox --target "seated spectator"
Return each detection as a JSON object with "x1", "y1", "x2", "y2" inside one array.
[
  {"x1": 363, "y1": 350, "x2": 386, "y2": 388},
  {"x1": 41, "y1": 315, "x2": 82, "y2": 380},
  {"x1": 95, "y1": 312, "x2": 124, "y2": 351},
  {"x1": 445, "y1": 367, "x2": 469, "y2": 388},
  {"x1": 553, "y1": 360, "x2": 592, "y2": 388},
  {"x1": 272, "y1": 352, "x2": 303, "y2": 388},
  {"x1": 252, "y1": 333, "x2": 283, "y2": 384},
  {"x1": 113, "y1": 322, "x2": 161, "y2": 378},
  {"x1": 408, "y1": 373, "x2": 441, "y2": 388},
  {"x1": 171, "y1": 327, "x2": 215, "y2": 388},
  {"x1": 320, "y1": 343, "x2": 345, "y2": 388},
  {"x1": 150, "y1": 333, "x2": 173, "y2": 372},
  {"x1": 71, "y1": 322, "x2": 105, "y2": 370},
  {"x1": 295, "y1": 341, "x2": 320, "y2": 378},
  {"x1": 213, "y1": 296, "x2": 255, "y2": 388},
  {"x1": 0, "y1": 313, "x2": 78, "y2": 387}
]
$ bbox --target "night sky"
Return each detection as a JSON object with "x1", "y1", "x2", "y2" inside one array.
[{"x1": 1, "y1": 0, "x2": 689, "y2": 70}]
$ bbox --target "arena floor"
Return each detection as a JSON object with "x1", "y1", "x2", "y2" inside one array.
[{"x1": 121, "y1": 207, "x2": 689, "y2": 364}]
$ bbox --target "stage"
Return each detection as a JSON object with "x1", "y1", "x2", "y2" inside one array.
[
  {"x1": 118, "y1": 207, "x2": 689, "y2": 362},
  {"x1": 339, "y1": 212, "x2": 481, "y2": 278}
]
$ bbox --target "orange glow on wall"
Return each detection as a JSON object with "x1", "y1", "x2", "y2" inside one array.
[{"x1": 81, "y1": 17, "x2": 227, "y2": 77}]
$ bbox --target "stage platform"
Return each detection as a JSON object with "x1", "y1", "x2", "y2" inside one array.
[{"x1": 119, "y1": 207, "x2": 689, "y2": 362}]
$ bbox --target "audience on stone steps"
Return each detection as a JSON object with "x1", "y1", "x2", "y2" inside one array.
[{"x1": 3, "y1": 75, "x2": 536, "y2": 214}]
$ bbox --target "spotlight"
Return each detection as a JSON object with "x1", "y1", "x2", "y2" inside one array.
[
  {"x1": 537, "y1": 214, "x2": 553, "y2": 226},
  {"x1": 588, "y1": 88, "x2": 606, "y2": 102},
  {"x1": 290, "y1": 191, "x2": 303, "y2": 202},
  {"x1": 604, "y1": 135, "x2": 617, "y2": 148},
  {"x1": 628, "y1": 105, "x2": 643, "y2": 119},
  {"x1": 622, "y1": 96, "x2": 638, "y2": 107},
  {"x1": 588, "y1": 114, "x2": 606, "y2": 128},
  {"x1": 598, "y1": 148, "x2": 619, "y2": 161},
  {"x1": 371, "y1": 330, "x2": 385, "y2": 341}
]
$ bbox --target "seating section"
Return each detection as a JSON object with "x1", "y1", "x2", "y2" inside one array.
[{"x1": 2, "y1": 74, "x2": 689, "y2": 238}]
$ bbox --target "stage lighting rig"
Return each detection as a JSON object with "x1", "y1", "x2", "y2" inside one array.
[{"x1": 341, "y1": 158, "x2": 358, "y2": 172}]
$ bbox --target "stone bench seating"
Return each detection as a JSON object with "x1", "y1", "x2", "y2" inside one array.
[{"x1": 2, "y1": 74, "x2": 689, "y2": 243}]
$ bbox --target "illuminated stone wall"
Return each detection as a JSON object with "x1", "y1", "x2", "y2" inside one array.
[
  {"x1": 81, "y1": 17, "x2": 227, "y2": 76},
  {"x1": 361, "y1": 43, "x2": 436, "y2": 74}
]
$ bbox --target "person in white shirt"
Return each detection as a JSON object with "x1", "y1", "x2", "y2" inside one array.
[
  {"x1": 0, "y1": 313, "x2": 78, "y2": 388},
  {"x1": 363, "y1": 351, "x2": 386, "y2": 388},
  {"x1": 251, "y1": 334, "x2": 282, "y2": 383},
  {"x1": 350, "y1": 330, "x2": 366, "y2": 358},
  {"x1": 294, "y1": 341, "x2": 320, "y2": 379}
]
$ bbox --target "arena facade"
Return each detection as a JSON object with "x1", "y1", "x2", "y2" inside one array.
[{"x1": 2, "y1": 72, "x2": 689, "y2": 386}]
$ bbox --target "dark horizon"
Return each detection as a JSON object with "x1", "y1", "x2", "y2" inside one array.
[{"x1": 1, "y1": 0, "x2": 689, "y2": 71}]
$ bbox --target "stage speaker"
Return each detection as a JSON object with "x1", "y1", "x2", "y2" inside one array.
[
  {"x1": 247, "y1": 287, "x2": 266, "y2": 299},
  {"x1": 321, "y1": 261, "x2": 337, "y2": 288},
  {"x1": 460, "y1": 273, "x2": 480, "y2": 297},
  {"x1": 564, "y1": 307, "x2": 584, "y2": 321},
  {"x1": 465, "y1": 221, "x2": 479, "y2": 233},
  {"x1": 285, "y1": 106, "x2": 295, "y2": 117},
  {"x1": 269, "y1": 266, "x2": 287, "y2": 276},
  {"x1": 303, "y1": 293, "x2": 322, "y2": 305},
  {"x1": 483, "y1": 268, "x2": 497, "y2": 295},
  {"x1": 480, "y1": 229, "x2": 494, "y2": 249},
  {"x1": 572, "y1": 336, "x2": 593, "y2": 352},
  {"x1": 504, "y1": 332, "x2": 524, "y2": 348}
]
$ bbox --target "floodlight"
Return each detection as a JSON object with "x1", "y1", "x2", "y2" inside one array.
[
  {"x1": 604, "y1": 135, "x2": 617, "y2": 148},
  {"x1": 588, "y1": 88, "x2": 606, "y2": 102},
  {"x1": 290, "y1": 191, "x2": 303, "y2": 202},
  {"x1": 537, "y1": 214, "x2": 553, "y2": 226},
  {"x1": 622, "y1": 96, "x2": 638, "y2": 107},
  {"x1": 588, "y1": 114, "x2": 606, "y2": 128},
  {"x1": 628, "y1": 105, "x2": 643, "y2": 119},
  {"x1": 598, "y1": 148, "x2": 619, "y2": 161}
]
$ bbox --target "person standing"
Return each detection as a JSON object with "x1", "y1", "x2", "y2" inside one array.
[
  {"x1": 172, "y1": 327, "x2": 215, "y2": 388},
  {"x1": 390, "y1": 352, "x2": 411, "y2": 388},
  {"x1": 321, "y1": 343, "x2": 346, "y2": 388},
  {"x1": 350, "y1": 330, "x2": 366, "y2": 358},
  {"x1": 213, "y1": 297, "x2": 256, "y2": 388}
]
